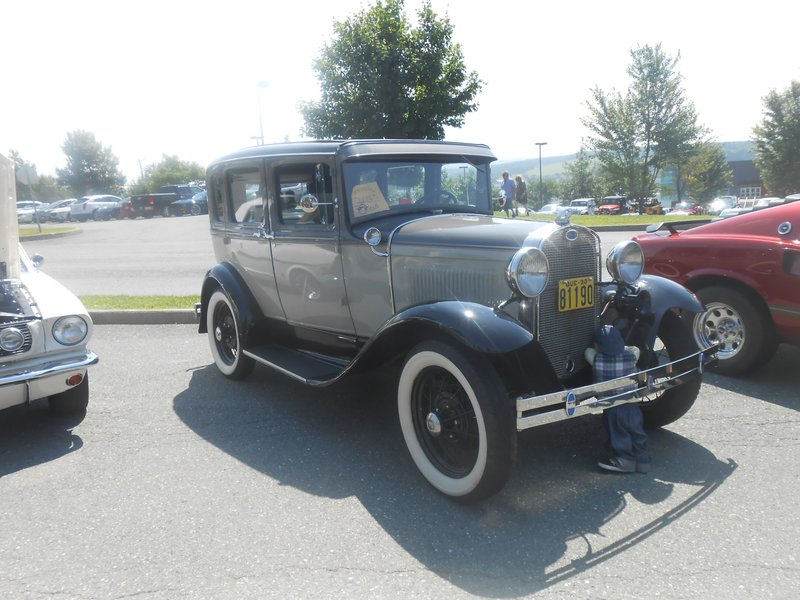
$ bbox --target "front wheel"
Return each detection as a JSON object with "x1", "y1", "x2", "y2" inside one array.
[
  {"x1": 207, "y1": 290, "x2": 255, "y2": 380},
  {"x1": 48, "y1": 374, "x2": 90, "y2": 414},
  {"x1": 397, "y1": 341, "x2": 516, "y2": 503},
  {"x1": 639, "y1": 311, "x2": 702, "y2": 429}
]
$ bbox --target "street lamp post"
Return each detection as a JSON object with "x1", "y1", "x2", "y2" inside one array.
[
  {"x1": 256, "y1": 81, "x2": 269, "y2": 145},
  {"x1": 535, "y1": 141, "x2": 547, "y2": 208}
]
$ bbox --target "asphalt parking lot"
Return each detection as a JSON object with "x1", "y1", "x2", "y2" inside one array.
[
  {"x1": 1, "y1": 325, "x2": 798, "y2": 599},
  {"x1": 7, "y1": 216, "x2": 800, "y2": 598}
]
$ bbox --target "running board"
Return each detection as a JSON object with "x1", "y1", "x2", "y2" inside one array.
[{"x1": 243, "y1": 343, "x2": 348, "y2": 385}]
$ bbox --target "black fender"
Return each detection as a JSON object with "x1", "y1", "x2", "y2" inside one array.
[
  {"x1": 198, "y1": 263, "x2": 264, "y2": 344},
  {"x1": 351, "y1": 301, "x2": 563, "y2": 395},
  {"x1": 634, "y1": 274, "x2": 704, "y2": 346},
  {"x1": 383, "y1": 300, "x2": 533, "y2": 353}
]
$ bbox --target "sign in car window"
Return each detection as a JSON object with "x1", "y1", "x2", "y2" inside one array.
[{"x1": 351, "y1": 181, "x2": 390, "y2": 217}]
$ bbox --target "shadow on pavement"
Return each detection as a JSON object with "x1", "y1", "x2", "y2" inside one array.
[
  {"x1": 0, "y1": 401, "x2": 85, "y2": 478},
  {"x1": 174, "y1": 365, "x2": 735, "y2": 596},
  {"x1": 702, "y1": 344, "x2": 800, "y2": 410}
]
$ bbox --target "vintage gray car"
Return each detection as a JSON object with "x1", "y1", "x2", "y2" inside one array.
[{"x1": 196, "y1": 140, "x2": 714, "y2": 502}]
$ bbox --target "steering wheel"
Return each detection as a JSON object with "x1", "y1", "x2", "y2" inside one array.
[{"x1": 417, "y1": 190, "x2": 459, "y2": 205}]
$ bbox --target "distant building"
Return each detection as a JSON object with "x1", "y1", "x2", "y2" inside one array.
[{"x1": 729, "y1": 160, "x2": 768, "y2": 198}]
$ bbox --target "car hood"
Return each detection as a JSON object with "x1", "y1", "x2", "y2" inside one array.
[
  {"x1": 19, "y1": 269, "x2": 90, "y2": 321},
  {"x1": 389, "y1": 213, "x2": 557, "y2": 250},
  {"x1": 638, "y1": 202, "x2": 799, "y2": 243},
  {"x1": 388, "y1": 213, "x2": 561, "y2": 312}
]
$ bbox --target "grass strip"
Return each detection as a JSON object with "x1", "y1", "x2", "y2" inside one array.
[{"x1": 80, "y1": 295, "x2": 200, "y2": 310}]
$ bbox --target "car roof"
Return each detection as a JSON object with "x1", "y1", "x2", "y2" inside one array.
[{"x1": 209, "y1": 139, "x2": 496, "y2": 167}]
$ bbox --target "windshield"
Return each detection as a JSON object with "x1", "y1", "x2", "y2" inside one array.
[{"x1": 343, "y1": 159, "x2": 492, "y2": 222}]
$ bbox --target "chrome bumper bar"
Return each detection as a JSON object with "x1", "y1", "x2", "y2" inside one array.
[
  {"x1": 0, "y1": 351, "x2": 99, "y2": 388},
  {"x1": 516, "y1": 348, "x2": 715, "y2": 431}
]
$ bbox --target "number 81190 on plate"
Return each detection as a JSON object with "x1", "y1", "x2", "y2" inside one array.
[{"x1": 558, "y1": 276, "x2": 595, "y2": 311}]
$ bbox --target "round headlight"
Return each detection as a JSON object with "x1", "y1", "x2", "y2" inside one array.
[
  {"x1": 0, "y1": 327, "x2": 25, "y2": 352},
  {"x1": 507, "y1": 247, "x2": 549, "y2": 298},
  {"x1": 606, "y1": 240, "x2": 644, "y2": 284},
  {"x1": 53, "y1": 316, "x2": 89, "y2": 346}
]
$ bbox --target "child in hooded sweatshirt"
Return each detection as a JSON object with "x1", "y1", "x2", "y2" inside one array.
[{"x1": 585, "y1": 325, "x2": 651, "y2": 474}]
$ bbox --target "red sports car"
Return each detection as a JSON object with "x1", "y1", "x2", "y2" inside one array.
[{"x1": 633, "y1": 201, "x2": 800, "y2": 375}]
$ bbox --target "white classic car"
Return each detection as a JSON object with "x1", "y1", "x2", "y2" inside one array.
[{"x1": 1, "y1": 154, "x2": 98, "y2": 414}]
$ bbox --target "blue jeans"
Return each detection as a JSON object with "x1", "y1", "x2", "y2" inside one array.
[{"x1": 603, "y1": 404, "x2": 651, "y2": 465}]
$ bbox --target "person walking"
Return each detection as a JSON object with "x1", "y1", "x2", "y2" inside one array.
[
  {"x1": 514, "y1": 175, "x2": 528, "y2": 216},
  {"x1": 501, "y1": 171, "x2": 517, "y2": 218}
]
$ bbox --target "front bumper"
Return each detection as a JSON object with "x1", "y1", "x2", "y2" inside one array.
[
  {"x1": 516, "y1": 347, "x2": 715, "y2": 430},
  {"x1": 0, "y1": 351, "x2": 99, "y2": 410}
]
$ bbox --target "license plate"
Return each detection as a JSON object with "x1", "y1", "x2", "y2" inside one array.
[{"x1": 558, "y1": 276, "x2": 595, "y2": 312}]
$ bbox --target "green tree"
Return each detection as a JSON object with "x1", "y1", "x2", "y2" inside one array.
[
  {"x1": 130, "y1": 154, "x2": 206, "y2": 195},
  {"x1": 583, "y1": 44, "x2": 705, "y2": 210},
  {"x1": 300, "y1": 0, "x2": 482, "y2": 139},
  {"x1": 684, "y1": 142, "x2": 733, "y2": 202},
  {"x1": 752, "y1": 80, "x2": 800, "y2": 196},
  {"x1": 559, "y1": 147, "x2": 599, "y2": 201},
  {"x1": 56, "y1": 130, "x2": 126, "y2": 196}
]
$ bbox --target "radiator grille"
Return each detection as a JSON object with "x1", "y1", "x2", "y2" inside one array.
[
  {"x1": 395, "y1": 258, "x2": 510, "y2": 310},
  {"x1": 537, "y1": 227, "x2": 601, "y2": 378}
]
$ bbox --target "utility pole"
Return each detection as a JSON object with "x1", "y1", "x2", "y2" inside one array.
[{"x1": 535, "y1": 141, "x2": 547, "y2": 208}]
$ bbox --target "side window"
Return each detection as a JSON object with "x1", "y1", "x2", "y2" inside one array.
[
  {"x1": 275, "y1": 163, "x2": 335, "y2": 227},
  {"x1": 208, "y1": 173, "x2": 224, "y2": 224},
  {"x1": 227, "y1": 167, "x2": 264, "y2": 225}
]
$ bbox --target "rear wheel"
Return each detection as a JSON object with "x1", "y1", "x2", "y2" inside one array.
[
  {"x1": 397, "y1": 341, "x2": 516, "y2": 502},
  {"x1": 639, "y1": 311, "x2": 702, "y2": 429},
  {"x1": 693, "y1": 285, "x2": 776, "y2": 375},
  {"x1": 207, "y1": 290, "x2": 255, "y2": 380},
  {"x1": 49, "y1": 374, "x2": 90, "y2": 414}
]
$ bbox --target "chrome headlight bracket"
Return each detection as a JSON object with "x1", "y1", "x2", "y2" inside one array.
[
  {"x1": 507, "y1": 247, "x2": 550, "y2": 298},
  {"x1": 606, "y1": 240, "x2": 644, "y2": 284}
]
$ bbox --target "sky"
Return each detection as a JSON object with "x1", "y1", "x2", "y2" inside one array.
[{"x1": 3, "y1": 0, "x2": 799, "y2": 184}]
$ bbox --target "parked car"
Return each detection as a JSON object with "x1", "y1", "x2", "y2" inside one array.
[
  {"x1": 568, "y1": 197, "x2": 596, "y2": 215},
  {"x1": 706, "y1": 196, "x2": 737, "y2": 215},
  {"x1": 597, "y1": 196, "x2": 628, "y2": 215},
  {"x1": 195, "y1": 140, "x2": 713, "y2": 502},
  {"x1": 667, "y1": 201, "x2": 705, "y2": 216},
  {"x1": 535, "y1": 202, "x2": 562, "y2": 214},
  {"x1": 94, "y1": 197, "x2": 134, "y2": 220},
  {"x1": 41, "y1": 198, "x2": 78, "y2": 222},
  {"x1": 641, "y1": 197, "x2": 664, "y2": 215},
  {"x1": 170, "y1": 190, "x2": 208, "y2": 216},
  {"x1": 70, "y1": 195, "x2": 122, "y2": 222},
  {"x1": 633, "y1": 201, "x2": 800, "y2": 375},
  {"x1": 1, "y1": 155, "x2": 98, "y2": 414},
  {"x1": 159, "y1": 184, "x2": 204, "y2": 200},
  {"x1": 16, "y1": 200, "x2": 47, "y2": 224}
]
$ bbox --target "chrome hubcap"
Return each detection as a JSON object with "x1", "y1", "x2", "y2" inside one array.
[
  {"x1": 696, "y1": 302, "x2": 745, "y2": 358},
  {"x1": 426, "y1": 412, "x2": 442, "y2": 436}
]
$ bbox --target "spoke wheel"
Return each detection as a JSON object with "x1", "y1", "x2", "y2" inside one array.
[
  {"x1": 638, "y1": 311, "x2": 702, "y2": 428},
  {"x1": 398, "y1": 341, "x2": 515, "y2": 502},
  {"x1": 411, "y1": 365, "x2": 479, "y2": 478},
  {"x1": 207, "y1": 290, "x2": 254, "y2": 380}
]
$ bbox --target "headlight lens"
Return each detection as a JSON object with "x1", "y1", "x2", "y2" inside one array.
[
  {"x1": 507, "y1": 247, "x2": 549, "y2": 297},
  {"x1": 606, "y1": 240, "x2": 644, "y2": 284},
  {"x1": 53, "y1": 316, "x2": 89, "y2": 346},
  {"x1": 0, "y1": 327, "x2": 25, "y2": 352}
]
